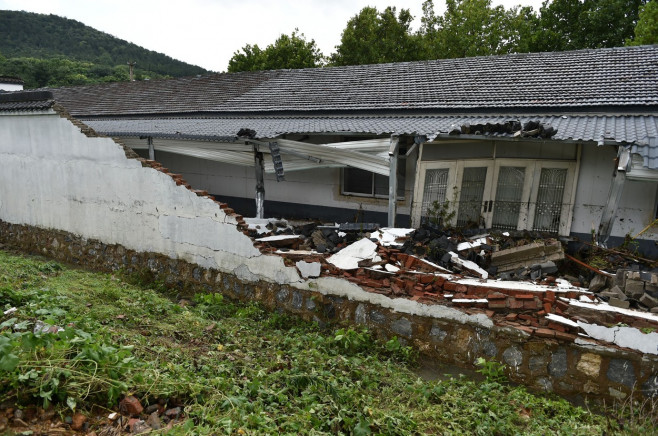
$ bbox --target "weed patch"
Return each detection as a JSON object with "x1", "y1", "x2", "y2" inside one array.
[{"x1": 0, "y1": 250, "x2": 654, "y2": 434}]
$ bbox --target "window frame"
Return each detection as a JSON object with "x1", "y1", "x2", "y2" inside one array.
[{"x1": 340, "y1": 159, "x2": 406, "y2": 200}]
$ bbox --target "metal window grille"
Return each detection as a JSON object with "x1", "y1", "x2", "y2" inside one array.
[
  {"x1": 492, "y1": 166, "x2": 525, "y2": 230},
  {"x1": 533, "y1": 168, "x2": 567, "y2": 233},
  {"x1": 456, "y1": 167, "x2": 487, "y2": 227},
  {"x1": 421, "y1": 168, "x2": 449, "y2": 218}
]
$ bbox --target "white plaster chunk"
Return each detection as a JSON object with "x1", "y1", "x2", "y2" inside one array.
[
  {"x1": 457, "y1": 237, "x2": 488, "y2": 252},
  {"x1": 385, "y1": 264, "x2": 400, "y2": 273},
  {"x1": 577, "y1": 321, "x2": 658, "y2": 355},
  {"x1": 411, "y1": 255, "x2": 452, "y2": 273},
  {"x1": 449, "y1": 251, "x2": 488, "y2": 279},
  {"x1": 373, "y1": 228, "x2": 415, "y2": 246},
  {"x1": 452, "y1": 298, "x2": 488, "y2": 303},
  {"x1": 327, "y1": 238, "x2": 378, "y2": 270},
  {"x1": 256, "y1": 234, "x2": 301, "y2": 242},
  {"x1": 568, "y1": 299, "x2": 658, "y2": 322},
  {"x1": 546, "y1": 313, "x2": 579, "y2": 328},
  {"x1": 614, "y1": 326, "x2": 658, "y2": 355},
  {"x1": 296, "y1": 260, "x2": 321, "y2": 278}
]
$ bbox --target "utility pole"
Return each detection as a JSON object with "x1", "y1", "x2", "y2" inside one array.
[{"x1": 127, "y1": 61, "x2": 136, "y2": 81}]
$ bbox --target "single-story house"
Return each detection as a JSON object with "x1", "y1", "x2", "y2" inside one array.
[{"x1": 37, "y1": 44, "x2": 658, "y2": 256}]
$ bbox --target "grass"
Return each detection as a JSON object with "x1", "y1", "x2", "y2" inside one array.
[{"x1": 0, "y1": 249, "x2": 654, "y2": 435}]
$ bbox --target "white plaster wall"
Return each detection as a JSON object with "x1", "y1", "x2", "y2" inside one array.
[
  {"x1": 0, "y1": 83, "x2": 23, "y2": 91},
  {"x1": 0, "y1": 111, "x2": 308, "y2": 283},
  {"x1": 151, "y1": 150, "x2": 415, "y2": 216},
  {"x1": 571, "y1": 143, "x2": 658, "y2": 240}
]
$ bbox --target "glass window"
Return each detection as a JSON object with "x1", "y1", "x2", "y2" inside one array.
[{"x1": 342, "y1": 164, "x2": 406, "y2": 199}]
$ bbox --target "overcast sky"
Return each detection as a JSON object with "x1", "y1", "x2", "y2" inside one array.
[{"x1": 0, "y1": 0, "x2": 545, "y2": 72}]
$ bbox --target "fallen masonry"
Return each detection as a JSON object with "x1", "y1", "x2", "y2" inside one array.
[{"x1": 2, "y1": 219, "x2": 658, "y2": 403}]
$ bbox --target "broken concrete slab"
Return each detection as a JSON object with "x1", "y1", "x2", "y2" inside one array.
[
  {"x1": 491, "y1": 240, "x2": 564, "y2": 272},
  {"x1": 296, "y1": 260, "x2": 321, "y2": 278},
  {"x1": 608, "y1": 298, "x2": 630, "y2": 309},
  {"x1": 640, "y1": 292, "x2": 658, "y2": 309},
  {"x1": 255, "y1": 234, "x2": 301, "y2": 248},
  {"x1": 449, "y1": 251, "x2": 488, "y2": 279},
  {"x1": 327, "y1": 238, "x2": 378, "y2": 270}
]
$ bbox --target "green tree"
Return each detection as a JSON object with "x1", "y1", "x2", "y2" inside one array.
[
  {"x1": 227, "y1": 30, "x2": 323, "y2": 72},
  {"x1": 227, "y1": 44, "x2": 266, "y2": 72},
  {"x1": 531, "y1": 0, "x2": 647, "y2": 51},
  {"x1": 420, "y1": 0, "x2": 537, "y2": 59},
  {"x1": 628, "y1": 0, "x2": 658, "y2": 44},
  {"x1": 330, "y1": 6, "x2": 423, "y2": 66}
]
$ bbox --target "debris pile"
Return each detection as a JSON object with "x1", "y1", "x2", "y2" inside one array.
[{"x1": 245, "y1": 219, "x2": 658, "y2": 352}]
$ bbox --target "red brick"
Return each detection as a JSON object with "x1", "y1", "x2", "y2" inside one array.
[
  {"x1": 515, "y1": 294, "x2": 535, "y2": 300},
  {"x1": 547, "y1": 322, "x2": 567, "y2": 332},
  {"x1": 554, "y1": 331, "x2": 577, "y2": 342},
  {"x1": 537, "y1": 310, "x2": 546, "y2": 316},
  {"x1": 518, "y1": 314, "x2": 534, "y2": 321},
  {"x1": 455, "y1": 284, "x2": 468, "y2": 294},
  {"x1": 488, "y1": 300, "x2": 507, "y2": 309},
  {"x1": 419, "y1": 274, "x2": 434, "y2": 284},
  {"x1": 487, "y1": 292, "x2": 507, "y2": 300},
  {"x1": 523, "y1": 300, "x2": 539, "y2": 310},
  {"x1": 434, "y1": 276, "x2": 446, "y2": 287},
  {"x1": 414, "y1": 284, "x2": 425, "y2": 292},
  {"x1": 535, "y1": 328, "x2": 556, "y2": 338},
  {"x1": 391, "y1": 283, "x2": 404, "y2": 295},
  {"x1": 405, "y1": 256, "x2": 416, "y2": 269},
  {"x1": 443, "y1": 282, "x2": 457, "y2": 292},
  {"x1": 505, "y1": 313, "x2": 518, "y2": 321},
  {"x1": 544, "y1": 291, "x2": 556, "y2": 303},
  {"x1": 424, "y1": 284, "x2": 433, "y2": 292},
  {"x1": 382, "y1": 279, "x2": 391, "y2": 287},
  {"x1": 543, "y1": 302, "x2": 552, "y2": 313},
  {"x1": 554, "y1": 307, "x2": 564, "y2": 315},
  {"x1": 555, "y1": 300, "x2": 569, "y2": 311},
  {"x1": 485, "y1": 310, "x2": 495, "y2": 318},
  {"x1": 508, "y1": 298, "x2": 524, "y2": 309}
]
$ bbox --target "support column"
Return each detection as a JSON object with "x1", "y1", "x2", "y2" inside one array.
[
  {"x1": 598, "y1": 147, "x2": 629, "y2": 247},
  {"x1": 388, "y1": 135, "x2": 400, "y2": 228},
  {"x1": 254, "y1": 147, "x2": 265, "y2": 219},
  {"x1": 147, "y1": 136, "x2": 155, "y2": 161}
]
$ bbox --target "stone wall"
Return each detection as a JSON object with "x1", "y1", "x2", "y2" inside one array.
[
  {"x1": 1, "y1": 106, "x2": 657, "y2": 404},
  {"x1": 2, "y1": 221, "x2": 656, "y2": 403}
]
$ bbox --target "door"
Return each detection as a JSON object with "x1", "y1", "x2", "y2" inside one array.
[{"x1": 413, "y1": 158, "x2": 576, "y2": 235}]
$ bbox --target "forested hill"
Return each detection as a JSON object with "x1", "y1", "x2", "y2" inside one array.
[{"x1": 0, "y1": 10, "x2": 208, "y2": 88}]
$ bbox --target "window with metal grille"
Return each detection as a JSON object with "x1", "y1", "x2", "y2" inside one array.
[
  {"x1": 420, "y1": 168, "x2": 449, "y2": 219},
  {"x1": 491, "y1": 166, "x2": 525, "y2": 230},
  {"x1": 532, "y1": 168, "x2": 567, "y2": 233}
]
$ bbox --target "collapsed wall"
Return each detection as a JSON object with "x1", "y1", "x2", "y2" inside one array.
[{"x1": 1, "y1": 101, "x2": 657, "y2": 403}]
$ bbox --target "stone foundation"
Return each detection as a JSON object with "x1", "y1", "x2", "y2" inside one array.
[{"x1": 1, "y1": 220, "x2": 657, "y2": 403}]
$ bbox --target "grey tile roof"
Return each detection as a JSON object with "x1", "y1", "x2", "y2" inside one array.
[
  {"x1": 0, "y1": 90, "x2": 54, "y2": 111},
  {"x1": 84, "y1": 114, "x2": 658, "y2": 146},
  {"x1": 0, "y1": 99, "x2": 54, "y2": 111},
  {"x1": 51, "y1": 45, "x2": 658, "y2": 117}
]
